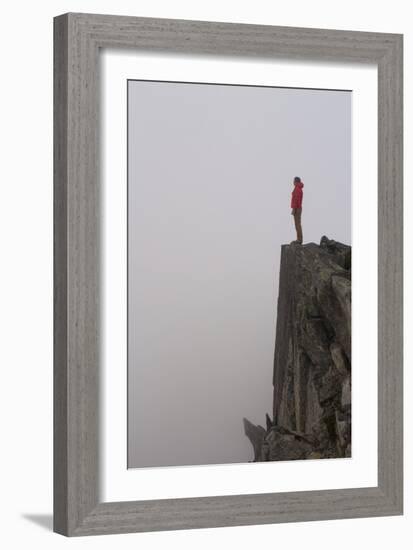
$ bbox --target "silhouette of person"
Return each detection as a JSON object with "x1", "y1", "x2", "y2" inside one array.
[{"x1": 291, "y1": 176, "x2": 304, "y2": 244}]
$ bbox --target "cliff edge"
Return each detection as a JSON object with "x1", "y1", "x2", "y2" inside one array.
[{"x1": 244, "y1": 236, "x2": 351, "y2": 461}]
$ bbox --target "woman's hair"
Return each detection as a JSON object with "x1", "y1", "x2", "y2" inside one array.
[{"x1": 294, "y1": 176, "x2": 301, "y2": 183}]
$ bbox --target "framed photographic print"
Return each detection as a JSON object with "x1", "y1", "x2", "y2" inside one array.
[{"x1": 54, "y1": 13, "x2": 403, "y2": 536}]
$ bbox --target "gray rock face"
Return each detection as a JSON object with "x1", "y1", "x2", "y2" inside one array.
[{"x1": 244, "y1": 237, "x2": 351, "y2": 461}]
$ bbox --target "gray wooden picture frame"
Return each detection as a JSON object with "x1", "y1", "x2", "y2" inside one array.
[{"x1": 54, "y1": 12, "x2": 403, "y2": 536}]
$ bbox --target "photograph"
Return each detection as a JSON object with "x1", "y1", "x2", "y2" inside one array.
[{"x1": 127, "y1": 79, "x2": 352, "y2": 468}]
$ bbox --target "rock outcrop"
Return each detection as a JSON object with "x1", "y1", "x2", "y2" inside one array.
[{"x1": 244, "y1": 236, "x2": 351, "y2": 461}]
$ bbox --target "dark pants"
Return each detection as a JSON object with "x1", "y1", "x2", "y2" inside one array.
[{"x1": 292, "y1": 208, "x2": 303, "y2": 243}]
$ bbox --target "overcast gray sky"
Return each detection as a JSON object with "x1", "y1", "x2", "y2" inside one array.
[{"x1": 127, "y1": 80, "x2": 351, "y2": 468}]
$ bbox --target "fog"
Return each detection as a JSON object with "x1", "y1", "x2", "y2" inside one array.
[{"x1": 127, "y1": 80, "x2": 351, "y2": 468}]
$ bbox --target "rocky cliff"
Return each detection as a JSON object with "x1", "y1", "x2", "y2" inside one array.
[{"x1": 244, "y1": 236, "x2": 351, "y2": 461}]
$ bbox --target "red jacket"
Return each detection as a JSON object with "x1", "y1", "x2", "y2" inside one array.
[{"x1": 291, "y1": 181, "x2": 304, "y2": 209}]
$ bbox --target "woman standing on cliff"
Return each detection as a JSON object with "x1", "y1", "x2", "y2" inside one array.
[{"x1": 291, "y1": 176, "x2": 304, "y2": 244}]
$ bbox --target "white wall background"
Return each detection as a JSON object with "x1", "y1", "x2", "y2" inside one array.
[{"x1": 0, "y1": 0, "x2": 409, "y2": 548}]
